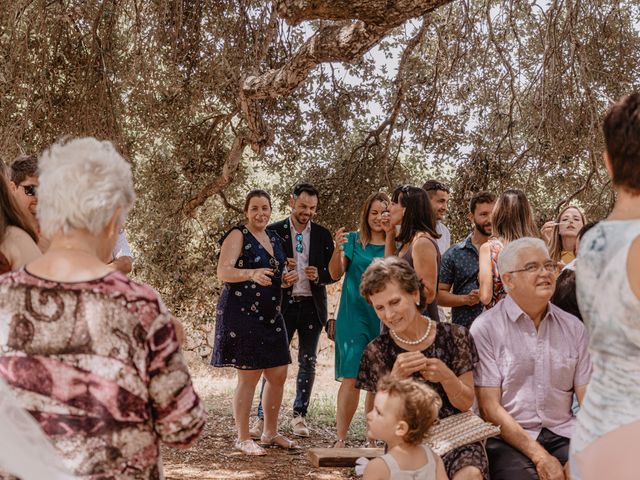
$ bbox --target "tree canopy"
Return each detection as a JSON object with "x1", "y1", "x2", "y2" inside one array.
[{"x1": 1, "y1": 0, "x2": 638, "y2": 350}]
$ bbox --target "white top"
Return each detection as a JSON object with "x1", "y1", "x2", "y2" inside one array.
[
  {"x1": 289, "y1": 217, "x2": 312, "y2": 296},
  {"x1": 0, "y1": 379, "x2": 76, "y2": 479},
  {"x1": 380, "y1": 444, "x2": 436, "y2": 480},
  {"x1": 571, "y1": 221, "x2": 640, "y2": 460},
  {"x1": 112, "y1": 231, "x2": 133, "y2": 261},
  {"x1": 435, "y1": 222, "x2": 450, "y2": 256}
]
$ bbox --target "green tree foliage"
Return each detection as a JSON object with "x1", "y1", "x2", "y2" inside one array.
[{"x1": 1, "y1": 1, "x2": 638, "y2": 346}]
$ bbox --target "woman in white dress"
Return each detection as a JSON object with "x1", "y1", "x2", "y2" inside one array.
[{"x1": 571, "y1": 92, "x2": 640, "y2": 480}]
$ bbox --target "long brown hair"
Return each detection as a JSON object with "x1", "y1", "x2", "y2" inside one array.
[
  {"x1": 548, "y1": 205, "x2": 587, "y2": 262},
  {"x1": 391, "y1": 185, "x2": 439, "y2": 245},
  {"x1": 358, "y1": 192, "x2": 389, "y2": 248},
  {"x1": 0, "y1": 172, "x2": 38, "y2": 243},
  {"x1": 492, "y1": 189, "x2": 538, "y2": 243}
]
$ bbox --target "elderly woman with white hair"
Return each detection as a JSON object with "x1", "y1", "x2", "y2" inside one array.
[{"x1": 0, "y1": 137, "x2": 205, "y2": 479}]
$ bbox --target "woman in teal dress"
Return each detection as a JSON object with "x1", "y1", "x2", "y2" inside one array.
[{"x1": 328, "y1": 192, "x2": 389, "y2": 447}]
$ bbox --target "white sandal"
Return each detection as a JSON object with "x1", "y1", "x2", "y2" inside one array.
[
  {"x1": 234, "y1": 439, "x2": 266, "y2": 456},
  {"x1": 260, "y1": 433, "x2": 299, "y2": 450}
]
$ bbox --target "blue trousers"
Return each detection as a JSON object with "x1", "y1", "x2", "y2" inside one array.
[{"x1": 257, "y1": 297, "x2": 321, "y2": 418}]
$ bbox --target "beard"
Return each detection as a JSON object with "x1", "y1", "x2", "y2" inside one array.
[{"x1": 476, "y1": 222, "x2": 492, "y2": 237}]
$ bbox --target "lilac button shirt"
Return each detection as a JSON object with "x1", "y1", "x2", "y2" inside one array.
[{"x1": 470, "y1": 295, "x2": 592, "y2": 439}]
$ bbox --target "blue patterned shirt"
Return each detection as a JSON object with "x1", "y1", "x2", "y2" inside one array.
[{"x1": 439, "y1": 234, "x2": 483, "y2": 328}]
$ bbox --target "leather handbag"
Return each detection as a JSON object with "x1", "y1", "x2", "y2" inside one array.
[{"x1": 425, "y1": 411, "x2": 500, "y2": 456}]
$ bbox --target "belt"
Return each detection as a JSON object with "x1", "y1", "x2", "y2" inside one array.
[{"x1": 291, "y1": 295, "x2": 314, "y2": 303}]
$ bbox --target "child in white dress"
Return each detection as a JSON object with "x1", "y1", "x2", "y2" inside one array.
[{"x1": 363, "y1": 376, "x2": 448, "y2": 480}]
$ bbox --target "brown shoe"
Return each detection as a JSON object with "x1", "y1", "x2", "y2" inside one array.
[
  {"x1": 291, "y1": 416, "x2": 309, "y2": 437},
  {"x1": 249, "y1": 417, "x2": 264, "y2": 440}
]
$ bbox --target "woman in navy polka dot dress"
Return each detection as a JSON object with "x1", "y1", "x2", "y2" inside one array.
[{"x1": 212, "y1": 190, "x2": 298, "y2": 455}]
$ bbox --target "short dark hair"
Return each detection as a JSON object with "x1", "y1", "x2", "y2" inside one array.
[
  {"x1": 422, "y1": 179, "x2": 450, "y2": 196},
  {"x1": 469, "y1": 191, "x2": 497, "y2": 213},
  {"x1": 243, "y1": 189, "x2": 271, "y2": 212},
  {"x1": 550, "y1": 269, "x2": 581, "y2": 321},
  {"x1": 10, "y1": 154, "x2": 38, "y2": 185},
  {"x1": 292, "y1": 183, "x2": 319, "y2": 198},
  {"x1": 392, "y1": 185, "x2": 439, "y2": 244},
  {"x1": 603, "y1": 92, "x2": 640, "y2": 193}
]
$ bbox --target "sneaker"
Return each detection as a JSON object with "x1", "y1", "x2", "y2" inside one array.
[
  {"x1": 249, "y1": 417, "x2": 264, "y2": 439},
  {"x1": 291, "y1": 416, "x2": 309, "y2": 437}
]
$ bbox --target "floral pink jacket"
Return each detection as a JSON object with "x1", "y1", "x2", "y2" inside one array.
[{"x1": 0, "y1": 269, "x2": 205, "y2": 479}]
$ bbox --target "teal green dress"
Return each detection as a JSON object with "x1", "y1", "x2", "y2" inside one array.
[{"x1": 335, "y1": 231, "x2": 385, "y2": 380}]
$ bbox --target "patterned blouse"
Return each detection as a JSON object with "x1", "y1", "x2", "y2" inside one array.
[
  {"x1": 0, "y1": 269, "x2": 206, "y2": 479},
  {"x1": 486, "y1": 238, "x2": 505, "y2": 309}
]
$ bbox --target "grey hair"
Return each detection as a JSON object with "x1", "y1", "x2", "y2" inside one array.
[
  {"x1": 497, "y1": 237, "x2": 549, "y2": 292},
  {"x1": 37, "y1": 137, "x2": 135, "y2": 237}
]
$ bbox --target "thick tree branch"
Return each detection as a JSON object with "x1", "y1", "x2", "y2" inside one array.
[
  {"x1": 185, "y1": 133, "x2": 247, "y2": 214},
  {"x1": 274, "y1": 0, "x2": 450, "y2": 25},
  {"x1": 243, "y1": 0, "x2": 453, "y2": 101}
]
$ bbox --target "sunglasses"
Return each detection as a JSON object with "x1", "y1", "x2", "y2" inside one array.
[
  {"x1": 295, "y1": 233, "x2": 304, "y2": 253},
  {"x1": 20, "y1": 185, "x2": 37, "y2": 197}
]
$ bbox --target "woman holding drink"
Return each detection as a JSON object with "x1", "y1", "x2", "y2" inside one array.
[
  {"x1": 212, "y1": 189, "x2": 300, "y2": 455},
  {"x1": 328, "y1": 192, "x2": 389, "y2": 447}
]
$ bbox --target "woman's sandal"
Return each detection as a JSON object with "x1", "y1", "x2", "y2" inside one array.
[
  {"x1": 332, "y1": 439, "x2": 346, "y2": 448},
  {"x1": 260, "y1": 433, "x2": 299, "y2": 450},
  {"x1": 234, "y1": 439, "x2": 266, "y2": 456}
]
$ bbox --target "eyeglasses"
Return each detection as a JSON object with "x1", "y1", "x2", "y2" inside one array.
[
  {"x1": 506, "y1": 261, "x2": 560, "y2": 275},
  {"x1": 295, "y1": 233, "x2": 304, "y2": 253},
  {"x1": 20, "y1": 185, "x2": 37, "y2": 197}
]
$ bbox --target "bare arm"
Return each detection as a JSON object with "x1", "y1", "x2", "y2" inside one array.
[
  {"x1": 420, "y1": 357, "x2": 475, "y2": 411},
  {"x1": 384, "y1": 227, "x2": 396, "y2": 257},
  {"x1": 435, "y1": 453, "x2": 449, "y2": 480},
  {"x1": 575, "y1": 384, "x2": 587, "y2": 405},
  {"x1": 217, "y1": 229, "x2": 271, "y2": 284},
  {"x1": 328, "y1": 227, "x2": 349, "y2": 281},
  {"x1": 478, "y1": 242, "x2": 493, "y2": 305},
  {"x1": 477, "y1": 387, "x2": 564, "y2": 479},
  {"x1": 412, "y1": 237, "x2": 438, "y2": 304},
  {"x1": 440, "y1": 370, "x2": 475, "y2": 412},
  {"x1": 363, "y1": 458, "x2": 389, "y2": 480},
  {"x1": 438, "y1": 282, "x2": 479, "y2": 308},
  {"x1": 627, "y1": 235, "x2": 640, "y2": 301},
  {"x1": 3, "y1": 226, "x2": 42, "y2": 270}
]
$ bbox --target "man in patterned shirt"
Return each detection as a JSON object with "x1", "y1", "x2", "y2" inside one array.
[{"x1": 438, "y1": 191, "x2": 496, "y2": 328}]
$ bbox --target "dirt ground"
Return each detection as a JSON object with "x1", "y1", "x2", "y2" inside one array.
[{"x1": 161, "y1": 334, "x2": 360, "y2": 480}]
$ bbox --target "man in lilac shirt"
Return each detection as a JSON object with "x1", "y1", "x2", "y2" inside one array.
[{"x1": 471, "y1": 237, "x2": 591, "y2": 480}]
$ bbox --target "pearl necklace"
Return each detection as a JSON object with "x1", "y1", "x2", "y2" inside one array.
[{"x1": 390, "y1": 317, "x2": 432, "y2": 345}]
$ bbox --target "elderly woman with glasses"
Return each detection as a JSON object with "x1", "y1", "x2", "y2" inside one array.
[
  {"x1": 0, "y1": 138, "x2": 205, "y2": 479},
  {"x1": 212, "y1": 189, "x2": 300, "y2": 455},
  {"x1": 357, "y1": 256, "x2": 488, "y2": 480}
]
